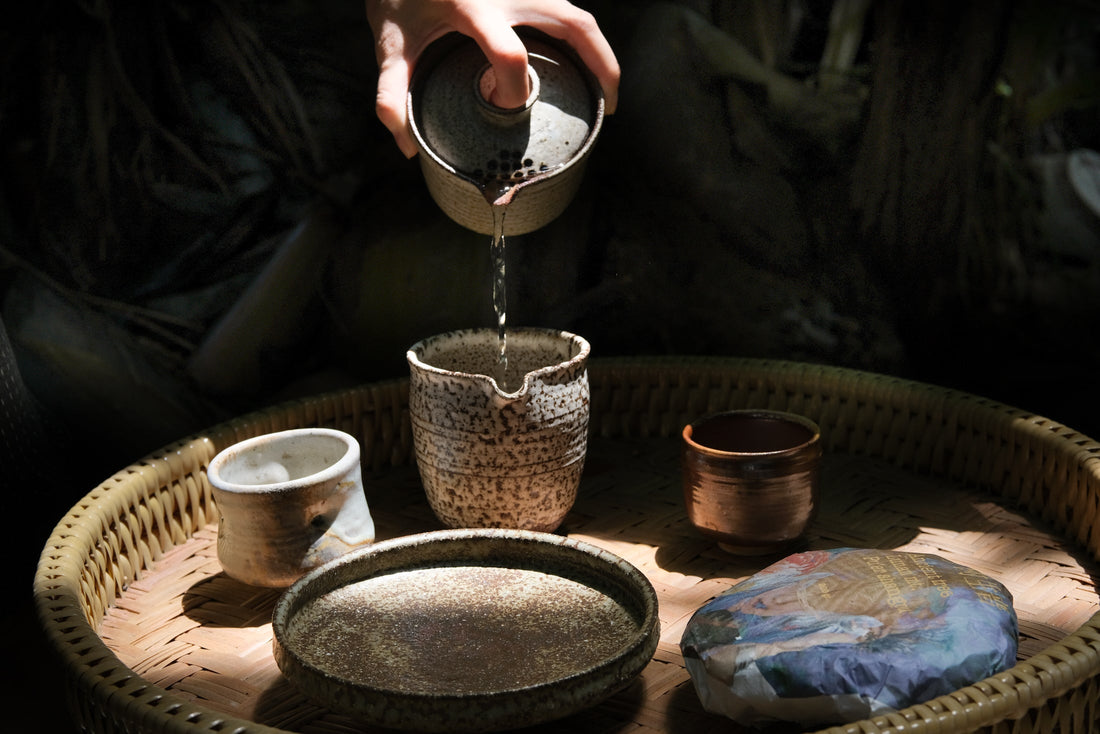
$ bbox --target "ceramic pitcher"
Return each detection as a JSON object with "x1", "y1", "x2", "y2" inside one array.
[{"x1": 407, "y1": 327, "x2": 591, "y2": 532}]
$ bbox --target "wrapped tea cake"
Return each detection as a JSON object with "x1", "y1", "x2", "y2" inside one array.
[{"x1": 680, "y1": 548, "x2": 1018, "y2": 728}]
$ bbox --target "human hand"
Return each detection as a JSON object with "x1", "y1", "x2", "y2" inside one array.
[{"x1": 366, "y1": 0, "x2": 620, "y2": 158}]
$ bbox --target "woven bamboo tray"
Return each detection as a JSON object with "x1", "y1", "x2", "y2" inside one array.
[{"x1": 34, "y1": 357, "x2": 1100, "y2": 733}]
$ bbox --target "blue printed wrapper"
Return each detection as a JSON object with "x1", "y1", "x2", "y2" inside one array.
[{"x1": 680, "y1": 548, "x2": 1018, "y2": 727}]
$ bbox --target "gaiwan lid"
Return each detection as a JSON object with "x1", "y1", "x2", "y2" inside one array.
[{"x1": 409, "y1": 29, "x2": 603, "y2": 200}]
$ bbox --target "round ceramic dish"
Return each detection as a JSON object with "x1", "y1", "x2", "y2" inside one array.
[{"x1": 271, "y1": 528, "x2": 660, "y2": 732}]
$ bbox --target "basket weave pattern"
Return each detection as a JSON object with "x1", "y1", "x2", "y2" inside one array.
[{"x1": 34, "y1": 357, "x2": 1100, "y2": 733}]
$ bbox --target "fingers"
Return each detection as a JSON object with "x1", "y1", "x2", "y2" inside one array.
[
  {"x1": 509, "y1": 4, "x2": 621, "y2": 114},
  {"x1": 375, "y1": 55, "x2": 419, "y2": 158},
  {"x1": 446, "y1": 3, "x2": 532, "y2": 110},
  {"x1": 461, "y1": 22, "x2": 531, "y2": 109},
  {"x1": 366, "y1": 0, "x2": 622, "y2": 158},
  {"x1": 366, "y1": 0, "x2": 423, "y2": 158},
  {"x1": 554, "y1": 12, "x2": 621, "y2": 114}
]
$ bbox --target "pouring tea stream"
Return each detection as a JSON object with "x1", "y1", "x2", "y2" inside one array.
[{"x1": 408, "y1": 29, "x2": 605, "y2": 384}]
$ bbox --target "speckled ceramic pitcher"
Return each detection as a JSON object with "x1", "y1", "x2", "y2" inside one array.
[
  {"x1": 407, "y1": 328, "x2": 590, "y2": 532},
  {"x1": 408, "y1": 29, "x2": 604, "y2": 235}
]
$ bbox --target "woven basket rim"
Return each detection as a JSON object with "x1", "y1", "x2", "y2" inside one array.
[{"x1": 33, "y1": 356, "x2": 1100, "y2": 734}]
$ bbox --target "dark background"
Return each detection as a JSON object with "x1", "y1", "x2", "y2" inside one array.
[{"x1": 3, "y1": 1, "x2": 1098, "y2": 731}]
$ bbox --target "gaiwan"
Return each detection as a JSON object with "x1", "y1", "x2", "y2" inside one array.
[{"x1": 680, "y1": 548, "x2": 1018, "y2": 728}]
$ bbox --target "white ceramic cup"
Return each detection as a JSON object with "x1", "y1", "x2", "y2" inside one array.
[
  {"x1": 207, "y1": 428, "x2": 375, "y2": 587},
  {"x1": 407, "y1": 327, "x2": 591, "y2": 532}
]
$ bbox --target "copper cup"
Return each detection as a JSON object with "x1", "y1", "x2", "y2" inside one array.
[{"x1": 682, "y1": 410, "x2": 821, "y2": 555}]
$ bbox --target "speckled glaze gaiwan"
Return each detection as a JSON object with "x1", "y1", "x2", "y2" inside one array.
[
  {"x1": 408, "y1": 29, "x2": 604, "y2": 235},
  {"x1": 407, "y1": 328, "x2": 590, "y2": 532}
]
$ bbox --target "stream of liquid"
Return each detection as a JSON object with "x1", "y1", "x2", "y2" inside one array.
[{"x1": 490, "y1": 202, "x2": 509, "y2": 389}]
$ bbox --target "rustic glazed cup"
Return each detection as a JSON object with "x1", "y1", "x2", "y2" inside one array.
[
  {"x1": 208, "y1": 428, "x2": 376, "y2": 587},
  {"x1": 407, "y1": 328, "x2": 590, "y2": 532},
  {"x1": 682, "y1": 410, "x2": 821, "y2": 555}
]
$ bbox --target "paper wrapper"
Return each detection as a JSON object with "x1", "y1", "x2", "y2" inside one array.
[{"x1": 680, "y1": 548, "x2": 1018, "y2": 728}]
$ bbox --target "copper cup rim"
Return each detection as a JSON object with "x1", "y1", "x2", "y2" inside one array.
[{"x1": 681, "y1": 409, "x2": 821, "y2": 458}]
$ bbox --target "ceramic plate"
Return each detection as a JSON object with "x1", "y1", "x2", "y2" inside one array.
[{"x1": 272, "y1": 528, "x2": 660, "y2": 732}]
